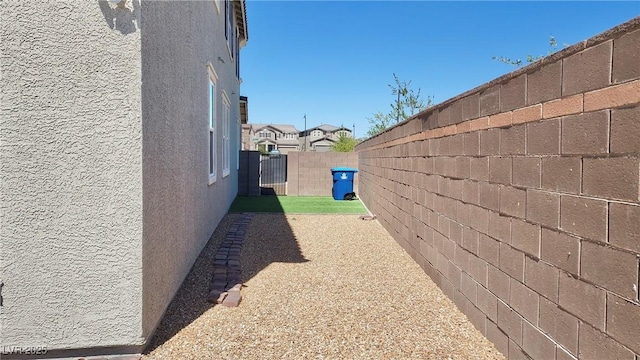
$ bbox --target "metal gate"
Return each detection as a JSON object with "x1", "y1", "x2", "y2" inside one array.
[{"x1": 259, "y1": 153, "x2": 287, "y2": 195}]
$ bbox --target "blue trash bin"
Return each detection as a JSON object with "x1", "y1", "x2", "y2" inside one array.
[{"x1": 331, "y1": 167, "x2": 358, "y2": 200}]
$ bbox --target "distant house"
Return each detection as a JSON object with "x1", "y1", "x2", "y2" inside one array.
[
  {"x1": 242, "y1": 123, "x2": 353, "y2": 153},
  {"x1": 240, "y1": 96, "x2": 250, "y2": 150},
  {"x1": 2, "y1": 0, "x2": 248, "y2": 357},
  {"x1": 299, "y1": 124, "x2": 353, "y2": 152},
  {"x1": 243, "y1": 123, "x2": 300, "y2": 154}
]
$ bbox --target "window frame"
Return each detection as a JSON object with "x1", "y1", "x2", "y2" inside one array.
[
  {"x1": 235, "y1": 25, "x2": 240, "y2": 80},
  {"x1": 221, "y1": 91, "x2": 231, "y2": 178},
  {"x1": 225, "y1": 0, "x2": 234, "y2": 61},
  {"x1": 207, "y1": 64, "x2": 218, "y2": 185},
  {"x1": 236, "y1": 116, "x2": 241, "y2": 170}
]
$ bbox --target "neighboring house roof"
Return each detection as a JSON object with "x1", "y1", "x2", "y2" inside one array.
[
  {"x1": 251, "y1": 123, "x2": 299, "y2": 134},
  {"x1": 310, "y1": 136, "x2": 337, "y2": 144},
  {"x1": 315, "y1": 124, "x2": 339, "y2": 132},
  {"x1": 305, "y1": 124, "x2": 352, "y2": 133}
]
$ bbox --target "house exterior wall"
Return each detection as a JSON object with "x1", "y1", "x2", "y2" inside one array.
[
  {"x1": 298, "y1": 127, "x2": 351, "y2": 151},
  {"x1": 356, "y1": 18, "x2": 640, "y2": 360},
  {"x1": 242, "y1": 124, "x2": 252, "y2": 150},
  {"x1": 313, "y1": 140, "x2": 334, "y2": 152},
  {"x1": 243, "y1": 125, "x2": 258, "y2": 150},
  {"x1": 257, "y1": 128, "x2": 277, "y2": 140},
  {"x1": 1, "y1": 0, "x2": 144, "y2": 351},
  {"x1": 1, "y1": 0, "x2": 244, "y2": 355},
  {"x1": 245, "y1": 125, "x2": 300, "y2": 152},
  {"x1": 140, "y1": 0, "x2": 242, "y2": 340},
  {"x1": 277, "y1": 146, "x2": 298, "y2": 155},
  {"x1": 299, "y1": 130, "x2": 323, "y2": 149}
]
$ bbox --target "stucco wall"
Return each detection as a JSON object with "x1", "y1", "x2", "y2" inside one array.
[
  {"x1": 1, "y1": 0, "x2": 144, "y2": 351},
  {"x1": 140, "y1": 0, "x2": 242, "y2": 340},
  {"x1": 1, "y1": 0, "x2": 243, "y2": 354}
]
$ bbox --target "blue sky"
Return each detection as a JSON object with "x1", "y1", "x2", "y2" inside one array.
[{"x1": 240, "y1": 1, "x2": 639, "y2": 138}]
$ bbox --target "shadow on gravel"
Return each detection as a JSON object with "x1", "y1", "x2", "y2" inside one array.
[
  {"x1": 144, "y1": 207, "x2": 307, "y2": 355},
  {"x1": 239, "y1": 213, "x2": 309, "y2": 283}
]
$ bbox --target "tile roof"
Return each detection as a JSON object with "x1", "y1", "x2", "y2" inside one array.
[
  {"x1": 310, "y1": 136, "x2": 337, "y2": 144},
  {"x1": 250, "y1": 123, "x2": 299, "y2": 134},
  {"x1": 307, "y1": 124, "x2": 352, "y2": 132}
]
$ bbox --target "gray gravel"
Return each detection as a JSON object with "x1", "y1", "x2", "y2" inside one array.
[{"x1": 144, "y1": 214, "x2": 503, "y2": 359}]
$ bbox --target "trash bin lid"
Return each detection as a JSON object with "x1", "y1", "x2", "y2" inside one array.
[{"x1": 331, "y1": 167, "x2": 358, "y2": 173}]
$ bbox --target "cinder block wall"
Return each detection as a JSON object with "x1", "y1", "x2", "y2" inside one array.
[
  {"x1": 288, "y1": 152, "x2": 359, "y2": 196},
  {"x1": 356, "y1": 18, "x2": 640, "y2": 360},
  {"x1": 239, "y1": 151, "x2": 261, "y2": 196}
]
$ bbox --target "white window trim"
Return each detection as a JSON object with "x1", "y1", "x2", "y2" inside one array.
[
  {"x1": 213, "y1": 0, "x2": 220, "y2": 14},
  {"x1": 234, "y1": 26, "x2": 240, "y2": 80},
  {"x1": 236, "y1": 117, "x2": 241, "y2": 170},
  {"x1": 207, "y1": 63, "x2": 219, "y2": 185},
  {"x1": 225, "y1": 0, "x2": 233, "y2": 61},
  {"x1": 222, "y1": 90, "x2": 231, "y2": 178}
]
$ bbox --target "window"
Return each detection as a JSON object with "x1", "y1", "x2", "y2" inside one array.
[
  {"x1": 222, "y1": 91, "x2": 231, "y2": 177},
  {"x1": 207, "y1": 65, "x2": 218, "y2": 184}
]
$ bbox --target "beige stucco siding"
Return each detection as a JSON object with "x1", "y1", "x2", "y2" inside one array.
[
  {"x1": 1, "y1": 0, "x2": 144, "y2": 350},
  {"x1": 140, "y1": 1, "x2": 241, "y2": 339},
  {"x1": 1, "y1": 0, "x2": 242, "y2": 352}
]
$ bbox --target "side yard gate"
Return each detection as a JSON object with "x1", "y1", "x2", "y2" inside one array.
[
  {"x1": 238, "y1": 151, "x2": 287, "y2": 196},
  {"x1": 259, "y1": 153, "x2": 287, "y2": 195}
]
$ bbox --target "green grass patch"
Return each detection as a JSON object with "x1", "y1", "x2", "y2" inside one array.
[{"x1": 229, "y1": 196, "x2": 368, "y2": 214}]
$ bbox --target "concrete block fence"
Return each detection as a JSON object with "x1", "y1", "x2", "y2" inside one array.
[
  {"x1": 287, "y1": 152, "x2": 358, "y2": 196},
  {"x1": 355, "y1": 18, "x2": 640, "y2": 360}
]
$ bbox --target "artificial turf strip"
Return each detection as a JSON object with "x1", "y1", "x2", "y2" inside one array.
[{"x1": 229, "y1": 196, "x2": 368, "y2": 214}]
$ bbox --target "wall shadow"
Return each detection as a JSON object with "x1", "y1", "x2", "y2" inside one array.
[
  {"x1": 260, "y1": 188, "x2": 278, "y2": 196},
  {"x1": 144, "y1": 198, "x2": 307, "y2": 353},
  {"x1": 98, "y1": 0, "x2": 141, "y2": 35}
]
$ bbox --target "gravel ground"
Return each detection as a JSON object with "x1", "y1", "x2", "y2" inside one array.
[{"x1": 143, "y1": 214, "x2": 504, "y2": 359}]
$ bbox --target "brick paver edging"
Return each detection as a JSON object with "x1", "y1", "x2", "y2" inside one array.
[{"x1": 207, "y1": 213, "x2": 255, "y2": 307}]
